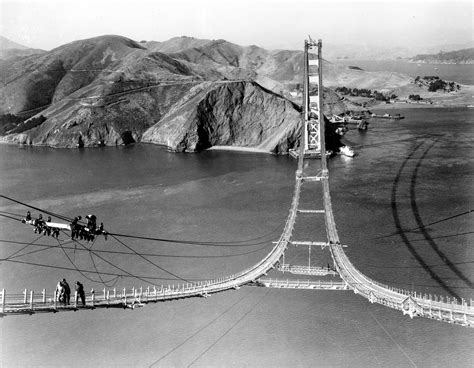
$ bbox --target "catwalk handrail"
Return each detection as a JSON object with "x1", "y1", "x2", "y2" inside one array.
[{"x1": 320, "y1": 171, "x2": 474, "y2": 324}]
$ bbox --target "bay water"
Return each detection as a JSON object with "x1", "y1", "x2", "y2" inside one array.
[
  {"x1": 334, "y1": 59, "x2": 474, "y2": 85},
  {"x1": 0, "y1": 107, "x2": 473, "y2": 366}
]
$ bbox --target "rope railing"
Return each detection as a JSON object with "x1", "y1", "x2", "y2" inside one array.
[
  {"x1": 318, "y1": 175, "x2": 474, "y2": 324},
  {"x1": 258, "y1": 278, "x2": 347, "y2": 290},
  {"x1": 287, "y1": 144, "x2": 474, "y2": 326}
]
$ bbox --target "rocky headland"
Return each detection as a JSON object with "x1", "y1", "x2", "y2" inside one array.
[{"x1": 409, "y1": 48, "x2": 474, "y2": 64}]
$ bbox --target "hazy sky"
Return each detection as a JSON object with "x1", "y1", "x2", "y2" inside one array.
[{"x1": 0, "y1": 0, "x2": 472, "y2": 50}]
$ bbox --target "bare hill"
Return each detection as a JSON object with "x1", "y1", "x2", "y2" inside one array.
[
  {"x1": 144, "y1": 36, "x2": 211, "y2": 53},
  {"x1": 0, "y1": 35, "x2": 147, "y2": 115},
  {"x1": 162, "y1": 38, "x2": 415, "y2": 93}
]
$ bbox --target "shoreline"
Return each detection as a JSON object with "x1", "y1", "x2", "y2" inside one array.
[
  {"x1": 1, "y1": 103, "x2": 472, "y2": 150},
  {"x1": 206, "y1": 145, "x2": 274, "y2": 154},
  {"x1": 0, "y1": 139, "x2": 278, "y2": 154},
  {"x1": 370, "y1": 102, "x2": 474, "y2": 110}
]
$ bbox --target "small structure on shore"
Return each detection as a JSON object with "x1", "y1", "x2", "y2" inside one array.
[{"x1": 329, "y1": 114, "x2": 368, "y2": 130}]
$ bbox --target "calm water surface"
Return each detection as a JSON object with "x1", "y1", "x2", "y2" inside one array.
[
  {"x1": 0, "y1": 107, "x2": 473, "y2": 366},
  {"x1": 334, "y1": 60, "x2": 474, "y2": 85}
]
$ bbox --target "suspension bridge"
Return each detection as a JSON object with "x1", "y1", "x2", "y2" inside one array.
[{"x1": 0, "y1": 39, "x2": 472, "y2": 327}]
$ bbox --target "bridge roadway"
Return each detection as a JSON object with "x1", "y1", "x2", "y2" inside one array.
[{"x1": 1, "y1": 150, "x2": 473, "y2": 327}]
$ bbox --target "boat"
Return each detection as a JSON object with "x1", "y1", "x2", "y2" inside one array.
[
  {"x1": 346, "y1": 117, "x2": 364, "y2": 124},
  {"x1": 289, "y1": 149, "x2": 333, "y2": 159},
  {"x1": 339, "y1": 145, "x2": 355, "y2": 157},
  {"x1": 329, "y1": 115, "x2": 346, "y2": 124},
  {"x1": 370, "y1": 113, "x2": 404, "y2": 120}
]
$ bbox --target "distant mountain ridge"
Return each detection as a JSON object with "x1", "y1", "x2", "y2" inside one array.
[
  {"x1": 410, "y1": 48, "x2": 474, "y2": 64},
  {"x1": 0, "y1": 35, "x2": 45, "y2": 60},
  {"x1": 142, "y1": 36, "x2": 211, "y2": 53},
  {"x1": 0, "y1": 35, "x2": 29, "y2": 50}
]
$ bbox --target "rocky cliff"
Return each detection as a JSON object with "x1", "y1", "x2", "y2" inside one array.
[
  {"x1": 141, "y1": 81, "x2": 301, "y2": 152},
  {"x1": 2, "y1": 79, "x2": 303, "y2": 152}
]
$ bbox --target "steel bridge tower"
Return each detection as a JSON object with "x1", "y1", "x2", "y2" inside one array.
[{"x1": 302, "y1": 38, "x2": 327, "y2": 171}]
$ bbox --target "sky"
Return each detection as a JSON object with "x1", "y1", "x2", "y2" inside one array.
[{"x1": 0, "y1": 0, "x2": 472, "y2": 51}]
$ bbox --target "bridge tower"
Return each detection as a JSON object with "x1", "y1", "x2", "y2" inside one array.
[
  {"x1": 302, "y1": 38, "x2": 327, "y2": 170},
  {"x1": 267, "y1": 37, "x2": 344, "y2": 288}
]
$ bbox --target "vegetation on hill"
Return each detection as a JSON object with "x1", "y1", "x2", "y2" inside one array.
[
  {"x1": 408, "y1": 94, "x2": 422, "y2": 101},
  {"x1": 414, "y1": 76, "x2": 460, "y2": 92},
  {"x1": 0, "y1": 114, "x2": 24, "y2": 135},
  {"x1": 334, "y1": 87, "x2": 396, "y2": 102},
  {"x1": 0, "y1": 114, "x2": 47, "y2": 135}
]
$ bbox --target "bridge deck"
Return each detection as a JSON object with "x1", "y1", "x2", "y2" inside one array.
[
  {"x1": 277, "y1": 264, "x2": 337, "y2": 276},
  {"x1": 257, "y1": 278, "x2": 348, "y2": 290}
]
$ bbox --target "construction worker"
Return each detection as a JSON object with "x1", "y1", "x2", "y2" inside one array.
[{"x1": 75, "y1": 281, "x2": 86, "y2": 306}]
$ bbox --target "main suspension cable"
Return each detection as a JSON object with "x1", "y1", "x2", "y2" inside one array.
[
  {"x1": 0, "y1": 194, "x2": 73, "y2": 222},
  {"x1": 1, "y1": 194, "x2": 281, "y2": 247},
  {"x1": 105, "y1": 231, "x2": 278, "y2": 247},
  {"x1": 1, "y1": 258, "x2": 195, "y2": 281},
  {"x1": 0, "y1": 238, "x2": 271, "y2": 259},
  {"x1": 109, "y1": 234, "x2": 190, "y2": 283}
]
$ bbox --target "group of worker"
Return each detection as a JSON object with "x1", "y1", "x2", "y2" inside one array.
[
  {"x1": 23, "y1": 211, "x2": 60, "y2": 238},
  {"x1": 70, "y1": 214, "x2": 107, "y2": 241},
  {"x1": 55, "y1": 278, "x2": 86, "y2": 306},
  {"x1": 22, "y1": 211, "x2": 107, "y2": 241}
]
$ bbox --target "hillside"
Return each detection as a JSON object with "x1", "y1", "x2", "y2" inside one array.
[
  {"x1": 166, "y1": 39, "x2": 303, "y2": 89},
  {"x1": 0, "y1": 35, "x2": 148, "y2": 115},
  {"x1": 143, "y1": 36, "x2": 211, "y2": 53},
  {"x1": 159, "y1": 38, "x2": 420, "y2": 95},
  {"x1": 410, "y1": 48, "x2": 474, "y2": 64}
]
